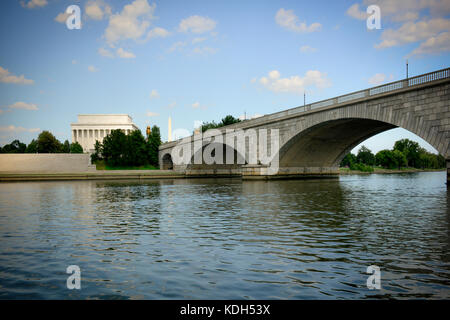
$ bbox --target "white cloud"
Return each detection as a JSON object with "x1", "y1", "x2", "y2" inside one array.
[
  {"x1": 257, "y1": 70, "x2": 331, "y2": 94},
  {"x1": 346, "y1": 4, "x2": 367, "y2": 20},
  {"x1": 348, "y1": 1, "x2": 450, "y2": 56},
  {"x1": 88, "y1": 65, "x2": 99, "y2": 72},
  {"x1": 168, "y1": 41, "x2": 187, "y2": 52},
  {"x1": 275, "y1": 8, "x2": 321, "y2": 33},
  {"x1": 116, "y1": 48, "x2": 136, "y2": 58},
  {"x1": 104, "y1": 0, "x2": 156, "y2": 45},
  {"x1": 150, "y1": 89, "x2": 159, "y2": 99},
  {"x1": 0, "y1": 66, "x2": 34, "y2": 85},
  {"x1": 191, "y1": 102, "x2": 208, "y2": 110},
  {"x1": 300, "y1": 45, "x2": 317, "y2": 53},
  {"x1": 85, "y1": 0, "x2": 112, "y2": 21},
  {"x1": 368, "y1": 73, "x2": 386, "y2": 85},
  {"x1": 20, "y1": 0, "x2": 47, "y2": 9},
  {"x1": 179, "y1": 15, "x2": 217, "y2": 34},
  {"x1": 165, "y1": 102, "x2": 176, "y2": 109},
  {"x1": 147, "y1": 27, "x2": 171, "y2": 39},
  {"x1": 375, "y1": 18, "x2": 450, "y2": 48},
  {"x1": 146, "y1": 111, "x2": 159, "y2": 117},
  {"x1": 98, "y1": 47, "x2": 114, "y2": 58},
  {"x1": 7, "y1": 101, "x2": 38, "y2": 111},
  {"x1": 55, "y1": 12, "x2": 70, "y2": 23},
  {"x1": 192, "y1": 37, "x2": 207, "y2": 44},
  {"x1": 410, "y1": 31, "x2": 450, "y2": 56},
  {"x1": 192, "y1": 46, "x2": 217, "y2": 55},
  {"x1": 0, "y1": 125, "x2": 40, "y2": 133}
]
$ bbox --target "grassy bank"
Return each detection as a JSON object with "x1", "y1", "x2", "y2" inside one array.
[
  {"x1": 339, "y1": 167, "x2": 445, "y2": 175},
  {"x1": 94, "y1": 160, "x2": 158, "y2": 170}
]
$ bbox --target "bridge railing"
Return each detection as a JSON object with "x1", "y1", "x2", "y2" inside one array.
[
  {"x1": 266, "y1": 67, "x2": 450, "y2": 122},
  {"x1": 161, "y1": 67, "x2": 450, "y2": 146}
]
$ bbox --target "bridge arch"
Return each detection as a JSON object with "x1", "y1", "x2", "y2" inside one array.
[
  {"x1": 277, "y1": 102, "x2": 448, "y2": 169},
  {"x1": 161, "y1": 153, "x2": 173, "y2": 170}
]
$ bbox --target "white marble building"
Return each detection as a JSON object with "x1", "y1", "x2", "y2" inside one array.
[{"x1": 71, "y1": 114, "x2": 139, "y2": 152}]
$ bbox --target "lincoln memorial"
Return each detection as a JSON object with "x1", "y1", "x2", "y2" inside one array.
[{"x1": 71, "y1": 114, "x2": 139, "y2": 152}]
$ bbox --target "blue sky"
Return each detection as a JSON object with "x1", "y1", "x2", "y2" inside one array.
[{"x1": 0, "y1": 0, "x2": 449, "y2": 154}]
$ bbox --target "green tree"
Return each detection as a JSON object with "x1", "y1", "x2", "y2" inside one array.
[
  {"x1": 376, "y1": 149, "x2": 407, "y2": 169},
  {"x1": 356, "y1": 146, "x2": 375, "y2": 166},
  {"x1": 340, "y1": 153, "x2": 357, "y2": 167},
  {"x1": 221, "y1": 115, "x2": 241, "y2": 126},
  {"x1": 26, "y1": 139, "x2": 38, "y2": 153},
  {"x1": 1, "y1": 140, "x2": 26, "y2": 153},
  {"x1": 393, "y1": 139, "x2": 420, "y2": 167},
  {"x1": 37, "y1": 131, "x2": 61, "y2": 153},
  {"x1": 147, "y1": 125, "x2": 161, "y2": 167},
  {"x1": 126, "y1": 130, "x2": 147, "y2": 166},
  {"x1": 101, "y1": 129, "x2": 128, "y2": 166},
  {"x1": 70, "y1": 142, "x2": 84, "y2": 153},
  {"x1": 61, "y1": 140, "x2": 71, "y2": 153},
  {"x1": 90, "y1": 141, "x2": 102, "y2": 162}
]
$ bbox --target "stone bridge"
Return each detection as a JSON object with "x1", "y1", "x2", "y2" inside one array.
[{"x1": 159, "y1": 68, "x2": 450, "y2": 182}]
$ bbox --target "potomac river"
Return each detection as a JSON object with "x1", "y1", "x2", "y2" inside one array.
[{"x1": 0, "y1": 171, "x2": 449, "y2": 299}]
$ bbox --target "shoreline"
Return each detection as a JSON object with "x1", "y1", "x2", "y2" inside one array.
[
  {"x1": 339, "y1": 167, "x2": 445, "y2": 175},
  {"x1": 0, "y1": 168, "x2": 445, "y2": 182}
]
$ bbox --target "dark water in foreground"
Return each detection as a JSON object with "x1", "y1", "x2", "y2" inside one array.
[{"x1": 0, "y1": 172, "x2": 449, "y2": 299}]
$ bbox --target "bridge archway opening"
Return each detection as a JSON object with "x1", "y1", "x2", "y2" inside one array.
[
  {"x1": 279, "y1": 118, "x2": 400, "y2": 168},
  {"x1": 161, "y1": 153, "x2": 173, "y2": 170},
  {"x1": 186, "y1": 142, "x2": 247, "y2": 171}
]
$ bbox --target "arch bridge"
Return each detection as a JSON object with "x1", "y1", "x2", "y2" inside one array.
[{"x1": 159, "y1": 68, "x2": 450, "y2": 182}]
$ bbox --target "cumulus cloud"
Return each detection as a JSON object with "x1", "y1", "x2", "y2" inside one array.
[
  {"x1": 347, "y1": 1, "x2": 450, "y2": 56},
  {"x1": 0, "y1": 66, "x2": 34, "y2": 85},
  {"x1": 368, "y1": 73, "x2": 386, "y2": 85},
  {"x1": 104, "y1": 0, "x2": 156, "y2": 45},
  {"x1": 192, "y1": 46, "x2": 217, "y2": 55},
  {"x1": 0, "y1": 125, "x2": 40, "y2": 133},
  {"x1": 88, "y1": 65, "x2": 99, "y2": 72},
  {"x1": 85, "y1": 0, "x2": 112, "y2": 20},
  {"x1": 179, "y1": 15, "x2": 217, "y2": 34},
  {"x1": 257, "y1": 70, "x2": 331, "y2": 94},
  {"x1": 150, "y1": 89, "x2": 159, "y2": 99},
  {"x1": 346, "y1": 4, "x2": 368, "y2": 20},
  {"x1": 300, "y1": 45, "x2": 317, "y2": 53},
  {"x1": 146, "y1": 111, "x2": 159, "y2": 117},
  {"x1": 116, "y1": 48, "x2": 136, "y2": 58},
  {"x1": 168, "y1": 41, "x2": 187, "y2": 53},
  {"x1": 20, "y1": 0, "x2": 47, "y2": 9},
  {"x1": 375, "y1": 18, "x2": 450, "y2": 49},
  {"x1": 410, "y1": 31, "x2": 450, "y2": 56},
  {"x1": 192, "y1": 37, "x2": 207, "y2": 44},
  {"x1": 7, "y1": 102, "x2": 38, "y2": 111},
  {"x1": 147, "y1": 27, "x2": 171, "y2": 39},
  {"x1": 98, "y1": 47, "x2": 114, "y2": 58},
  {"x1": 55, "y1": 12, "x2": 70, "y2": 23},
  {"x1": 275, "y1": 8, "x2": 321, "y2": 33}
]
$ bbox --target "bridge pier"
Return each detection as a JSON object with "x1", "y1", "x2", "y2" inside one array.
[
  {"x1": 241, "y1": 165, "x2": 339, "y2": 180},
  {"x1": 447, "y1": 159, "x2": 450, "y2": 187}
]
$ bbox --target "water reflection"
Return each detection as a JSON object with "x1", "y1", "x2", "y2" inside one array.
[{"x1": 0, "y1": 172, "x2": 449, "y2": 299}]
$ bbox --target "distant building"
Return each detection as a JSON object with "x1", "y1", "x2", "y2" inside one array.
[{"x1": 71, "y1": 114, "x2": 139, "y2": 152}]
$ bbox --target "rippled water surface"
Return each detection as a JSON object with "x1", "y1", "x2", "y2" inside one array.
[{"x1": 0, "y1": 172, "x2": 449, "y2": 299}]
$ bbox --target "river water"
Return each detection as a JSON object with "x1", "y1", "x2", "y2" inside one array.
[{"x1": 0, "y1": 172, "x2": 449, "y2": 299}]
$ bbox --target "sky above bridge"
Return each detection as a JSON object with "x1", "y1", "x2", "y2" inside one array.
[{"x1": 0, "y1": 0, "x2": 449, "y2": 154}]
